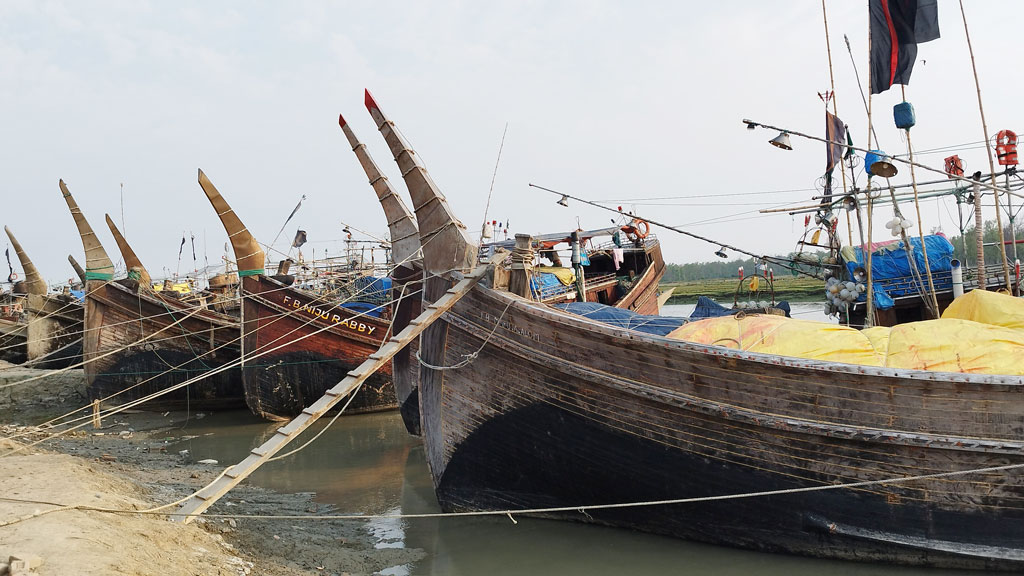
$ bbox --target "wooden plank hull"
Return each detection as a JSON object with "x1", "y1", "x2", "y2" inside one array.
[
  {"x1": 419, "y1": 285, "x2": 1024, "y2": 570},
  {"x1": 84, "y1": 280, "x2": 245, "y2": 410},
  {"x1": 240, "y1": 276, "x2": 397, "y2": 421},
  {"x1": 0, "y1": 316, "x2": 27, "y2": 364},
  {"x1": 390, "y1": 267, "x2": 422, "y2": 435},
  {"x1": 26, "y1": 293, "x2": 83, "y2": 369}
]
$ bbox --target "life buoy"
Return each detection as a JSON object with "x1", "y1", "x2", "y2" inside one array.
[
  {"x1": 8, "y1": 272, "x2": 17, "y2": 281},
  {"x1": 630, "y1": 218, "x2": 650, "y2": 239}
]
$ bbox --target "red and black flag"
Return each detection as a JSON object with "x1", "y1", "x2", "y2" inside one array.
[{"x1": 870, "y1": 0, "x2": 940, "y2": 94}]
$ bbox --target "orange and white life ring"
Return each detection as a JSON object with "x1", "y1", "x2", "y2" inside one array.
[{"x1": 632, "y1": 219, "x2": 650, "y2": 239}]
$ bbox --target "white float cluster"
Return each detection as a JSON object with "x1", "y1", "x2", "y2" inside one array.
[
  {"x1": 824, "y1": 276, "x2": 865, "y2": 313},
  {"x1": 884, "y1": 216, "x2": 914, "y2": 238}
]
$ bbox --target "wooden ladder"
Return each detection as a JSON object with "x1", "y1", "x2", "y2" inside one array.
[{"x1": 174, "y1": 259, "x2": 496, "y2": 523}]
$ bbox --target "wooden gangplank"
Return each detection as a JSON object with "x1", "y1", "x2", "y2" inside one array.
[{"x1": 174, "y1": 260, "x2": 496, "y2": 523}]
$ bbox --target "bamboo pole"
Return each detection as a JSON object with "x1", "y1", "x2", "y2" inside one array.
[
  {"x1": 865, "y1": 25, "x2": 875, "y2": 327},
  {"x1": 960, "y1": 0, "x2": 1012, "y2": 291},
  {"x1": 974, "y1": 180, "x2": 986, "y2": 289},
  {"x1": 900, "y1": 87, "x2": 940, "y2": 316},
  {"x1": 821, "y1": 0, "x2": 852, "y2": 246}
]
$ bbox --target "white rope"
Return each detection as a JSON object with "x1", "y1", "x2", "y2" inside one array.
[
  {"x1": 2, "y1": 458, "x2": 1022, "y2": 525},
  {"x1": 0, "y1": 241, "x2": 434, "y2": 454},
  {"x1": 415, "y1": 297, "x2": 514, "y2": 371}
]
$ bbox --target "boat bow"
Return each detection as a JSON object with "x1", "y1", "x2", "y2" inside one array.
[{"x1": 3, "y1": 226, "x2": 46, "y2": 295}]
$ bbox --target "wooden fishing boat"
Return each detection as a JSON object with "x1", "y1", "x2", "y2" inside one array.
[
  {"x1": 4, "y1": 226, "x2": 84, "y2": 369},
  {"x1": 339, "y1": 113, "x2": 424, "y2": 434},
  {"x1": 198, "y1": 170, "x2": 397, "y2": 421},
  {"x1": 363, "y1": 95, "x2": 1024, "y2": 570},
  {"x1": 59, "y1": 181, "x2": 245, "y2": 410},
  {"x1": 345, "y1": 95, "x2": 665, "y2": 434}
]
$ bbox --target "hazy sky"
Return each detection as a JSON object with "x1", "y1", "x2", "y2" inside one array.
[{"x1": 2, "y1": 1, "x2": 1022, "y2": 286}]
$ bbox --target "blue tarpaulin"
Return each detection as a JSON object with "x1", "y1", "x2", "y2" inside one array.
[
  {"x1": 350, "y1": 276, "x2": 392, "y2": 305},
  {"x1": 339, "y1": 301, "x2": 384, "y2": 318},
  {"x1": 553, "y1": 301, "x2": 687, "y2": 336},
  {"x1": 690, "y1": 296, "x2": 733, "y2": 319},
  {"x1": 531, "y1": 273, "x2": 571, "y2": 299},
  {"x1": 844, "y1": 234, "x2": 954, "y2": 309}
]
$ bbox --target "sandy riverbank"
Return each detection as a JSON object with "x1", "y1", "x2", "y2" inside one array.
[{"x1": 0, "y1": 362, "x2": 424, "y2": 575}]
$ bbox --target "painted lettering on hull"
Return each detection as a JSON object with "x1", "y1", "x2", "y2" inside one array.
[{"x1": 280, "y1": 294, "x2": 377, "y2": 336}]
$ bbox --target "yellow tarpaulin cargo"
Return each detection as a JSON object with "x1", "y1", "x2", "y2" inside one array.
[
  {"x1": 667, "y1": 315, "x2": 884, "y2": 366},
  {"x1": 885, "y1": 318, "x2": 1024, "y2": 375},
  {"x1": 667, "y1": 312, "x2": 1024, "y2": 375},
  {"x1": 860, "y1": 326, "x2": 892, "y2": 357},
  {"x1": 941, "y1": 289, "x2": 1024, "y2": 330}
]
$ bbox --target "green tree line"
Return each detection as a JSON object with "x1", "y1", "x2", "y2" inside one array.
[{"x1": 663, "y1": 219, "x2": 1024, "y2": 282}]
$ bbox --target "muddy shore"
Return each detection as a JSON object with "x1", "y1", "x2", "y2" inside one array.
[{"x1": 0, "y1": 362, "x2": 424, "y2": 575}]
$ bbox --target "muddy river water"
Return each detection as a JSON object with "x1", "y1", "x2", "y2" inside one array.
[{"x1": 173, "y1": 409, "x2": 969, "y2": 576}]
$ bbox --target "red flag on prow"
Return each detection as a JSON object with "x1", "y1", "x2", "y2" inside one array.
[{"x1": 869, "y1": 0, "x2": 939, "y2": 95}]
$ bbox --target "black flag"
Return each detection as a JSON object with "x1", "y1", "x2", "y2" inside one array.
[
  {"x1": 5, "y1": 247, "x2": 12, "y2": 283},
  {"x1": 870, "y1": 0, "x2": 940, "y2": 94},
  {"x1": 292, "y1": 229, "x2": 307, "y2": 248},
  {"x1": 825, "y1": 112, "x2": 846, "y2": 174}
]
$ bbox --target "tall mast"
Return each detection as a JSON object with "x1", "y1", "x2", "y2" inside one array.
[
  {"x1": 821, "y1": 0, "x2": 852, "y2": 246},
  {"x1": 960, "y1": 0, "x2": 1012, "y2": 290}
]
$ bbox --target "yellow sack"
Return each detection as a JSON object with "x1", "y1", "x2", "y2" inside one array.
[
  {"x1": 535, "y1": 266, "x2": 576, "y2": 286},
  {"x1": 667, "y1": 315, "x2": 884, "y2": 366},
  {"x1": 941, "y1": 289, "x2": 1024, "y2": 330},
  {"x1": 886, "y1": 318, "x2": 1024, "y2": 375}
]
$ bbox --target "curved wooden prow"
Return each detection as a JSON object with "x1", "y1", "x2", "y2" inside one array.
[
  {"x1": 339, "y1": 113, "x2": 422, "y2": 271},
  {"x1": 363, "y1": 90, "x2": 477, "y2": 276},
  {"x1": 68, "y1": 255, "x2": 87, "y2": 283},
  {"x1": 105, "y1": 214, "x2": 152, "y2": 288},
  {"x1": 197, "y1": 169, "x2": 266, "y2": 277},
  {"x1": 58, "y1": 180, "x2": 114, "y2": 281},
  {"x1": 3, "y1": 226, "x2": 46, "y2": 294}
]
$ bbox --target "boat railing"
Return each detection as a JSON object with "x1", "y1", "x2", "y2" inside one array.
[
  {"x1": 533, "y1": 271, "x2": 619, "y2": 302},
  {"x1": 588, "y1": 234, "x2": 658, "y2": 253}
]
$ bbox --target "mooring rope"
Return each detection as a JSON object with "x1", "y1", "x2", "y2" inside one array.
[
  {"x1": 0, "y1": 246, "x2": 432, "y2": 452},
  {"x1": 415, "y1": 297, "x2": 514, "y2": 371},
  {"x1": 1, "y1": 458, "x2": 1023, "y2": 527}
]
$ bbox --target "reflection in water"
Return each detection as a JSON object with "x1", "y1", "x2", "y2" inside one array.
[{"x1": 175, "y1": 411, "x2": 973, "y2": 576}]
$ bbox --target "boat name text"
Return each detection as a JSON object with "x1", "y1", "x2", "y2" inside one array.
[
  {"x1": 481, "y1": 312, "x2": 541, "y2": 342},
  {"x1": 281, "y1": 295, "x2": 376, "y2": 335}
]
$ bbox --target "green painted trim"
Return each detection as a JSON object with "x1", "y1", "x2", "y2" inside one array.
[
  {"x1": 238, "y1": 269, "x2": 263, "y2": 277},
  {"x1": 85, "y1": 272, "x2": 114, "y2": 280}
]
